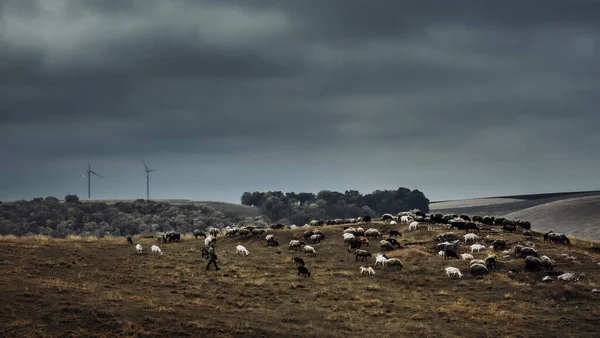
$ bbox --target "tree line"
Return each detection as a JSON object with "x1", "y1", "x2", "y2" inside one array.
[
  {"x1": 0, "y1": 196, "x2": 269, "y2": 238},
  {"x1": 241, "y1": 187, "x2": 430, "y2": 226}
]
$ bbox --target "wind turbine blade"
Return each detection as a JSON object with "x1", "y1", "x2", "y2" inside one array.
[
  {"x1": 90, "y1": 171, "x2": 103, "y2": 178},
  {"x1": 148, "y1": 169, "x2": 157, "y2": 172},
  {"x1": 141, "y1": 159, "x2": 149, "y2": 171}
]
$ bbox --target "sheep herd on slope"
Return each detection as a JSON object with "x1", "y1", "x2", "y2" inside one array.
[{"x1": 125, "y1": 211, "x2": 583, "y2": 283}]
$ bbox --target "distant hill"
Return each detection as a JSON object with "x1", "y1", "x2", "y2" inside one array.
[
  {"x1": 504, "y1": 195, "x2": 600, "y2": 240},
  {"x1": 429, "y1": 190, "x2": 600, "y2": 240},
  {"x1": 429, "y1": 190, "x2": 600, "y2": 216}
]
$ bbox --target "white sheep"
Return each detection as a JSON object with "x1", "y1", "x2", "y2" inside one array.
[
  {"x1": 359, "y1": 266, "x2": 376, "y2": 276},
  {"x1": 204, "y1": 236, "x2": 216, "y2": 246},
  {"x1": 303, "y1": 245, "x2": 316, "y2": 256},
  {"x1": 236, "y1": 244, "x2": 249, "y2": 256},
  {"x1": 471, "y1": 244, "x2": 486, "y2": 253},
  {"x1": 461, "y1": 253, "x2": 474, "y2": 260},
  {"x1": 151, "y1": 245, "x2": 163, "y2": 255},
  {"x1": 400, "y1": 216, "x2": 412, "y2": 224},
  {"x1": 385, "y1": 258, "x2": 404, "y2": 269},
  {"x1": 375, "y1": 254, "x2": 388, "y2": 267},
  {"x1": 343, "y1": 233, "x2": 356, "y2": 243},
  {"x1": 135, "y1": 244, "x2": 143, "y2": 254},
  {"x1": 445, "y1": 267, "x2": 462, "y2": 279},
  {"x1": 438, "y1": 250, "x2": 445, "y2": 256},
  {"x1": 408, "y1": 221, "x2": 419, "y2": 231},
  {"x1": 464, "y1": 233, "x2": 479, "y2": 243},
  {"x1": 390, "y1": 220, "x2": 397, "y2": 225}
]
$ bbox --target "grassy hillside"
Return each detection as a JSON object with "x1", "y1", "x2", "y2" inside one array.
[{"x1": 1, "y1": 223, "x2": 600, "y2": 337}]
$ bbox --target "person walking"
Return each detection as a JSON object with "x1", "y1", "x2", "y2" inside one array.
[{"x1": 206, "y1": 243, "x2": 220, "y2": 271}]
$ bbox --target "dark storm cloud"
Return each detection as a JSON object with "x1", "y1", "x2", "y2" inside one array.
[{"x1": 1, "y1": 0, "x2": 599, "y2": 202}]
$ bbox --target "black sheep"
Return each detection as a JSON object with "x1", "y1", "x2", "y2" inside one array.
[
  {"x1": 388, "y1": 230, "x2": 402, "y2": 237},
  {"x1": 444, "y1": 249, "x2": 460, "y2": 259},
  {"x1": 385, "y1": 238, "x2": 401, "y2": 248},
  {"x1": 297, "y1": 266, "x2": 311, "y2": 277},
  {"x1": 293, "y1": 257, "x2": 305, "y2": 266},
  {"x1": 126, "y1": 236, "x2": 133, "y2": 245},
  {"x1": 193, "y1": 230, "x2": 206, "y2": 239}
]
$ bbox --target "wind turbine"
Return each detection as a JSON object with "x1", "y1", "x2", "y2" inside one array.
[
  {"x1": 141, "y1": 159, "x2": 156, "y2": 200},
  {"x1": 86, "y1": 162, "x2": 102, "y2": 199}
]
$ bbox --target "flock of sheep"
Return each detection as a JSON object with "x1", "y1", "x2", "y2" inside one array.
[{"x1": 125, "y1": 211, "x2": 581, "y2": 282}]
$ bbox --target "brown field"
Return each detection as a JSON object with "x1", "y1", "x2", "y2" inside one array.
[{"x1": 2, "y1": 224, "x2": 600, "y2": 337}]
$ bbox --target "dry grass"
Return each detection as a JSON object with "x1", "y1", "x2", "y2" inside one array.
[{"x1": 1, "y1": 222, "x2": 600, "y2": 337}]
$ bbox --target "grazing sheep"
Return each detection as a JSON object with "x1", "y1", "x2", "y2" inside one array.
[
  {"x1": 293, "y1": 257, "x2": 305, "y2": 266},
  {"x1": 438, "y1": 250, "x2": 445, "y2": 256},
  {"x1": 390, "y1": 220, "x2": 397, "y2": 225},
  {"x1": 445, "y1": 267, "x2": 463, "y2": 279},
  {"x1": 442, "y1": 249, "x2": 459, "y2": 259},
  {"x1": 238, "y1": 228, "x2": 251, "y2": 237},
  {"x1": 385, "y1": 258, "x2": 404, "y2": 270},
  {"x1": 375, "y1": 254, "x2": 388, "y2": 267},
  {"x1": 470, "y1": 263, "x2": 489, "y2": 275},
  {"x1": 365, "y1": 228, "x2": 382, "y2": 239},
  {"x1": 348, "y1": 239, "x2": 363, "y2": 253},
  {"x1": 470, "y1": 259, "x2": 486, "y2": 266},
  {"x1": 265, "y1": 234, "x2": 278, "y2": 242},
  {"x1": 540, "y1": 255, "x2": 554, "y2": 271},
  {"x1": 485, "y1": 254, "x2": 497, "y2": 270},
  {"x1": 438, "y1": 241, "x2": 460, "y2": 252},
  {"x1": 381, "y1": 213, "x2": 394, "y2": 221},
  {"x1": 380, "y1": 240, "x2": 395, "y2": 252},
  {"x1": 289, "y1": 240, "x2": 305, "y2": 251},
  {"x1": 151, "y1": 245, "x2": 163, "y2": 256},
  {"x1": 355, "y1": 236, "x2": 369, "y2": 246},
  {"x1": 355, "y1": 249, "x2": 372, "y2": 261},
  {"x1": 525, "y1": 256, "x2": 543, "y2": 272},
  {"x1": 492, "y1": 239, "x2": 507, "y2": 251},
  {"x1": 461, "y1": 253, "x2": 474, "y2": 260},
  {"x1": 519, "y1": 247, "x2": 538, "y2": 258},
  {"x1": 267, "y1": 239, "x2": 279, "y2": 247},
  {"x1": 437, "y1": 233, "x2": 460, "y2": 242},
  {"x1": 193, "y1": 230, "x2": 207, "y2": 239},
  {"x1": 400, "y1": 216, "x2": 412, "y2": 224},
  {"x1": 135, "y1": 244, "x2": 143, "y2": 254},
  {"x1": 297, "y1": 266, "x2": 311, "y2": 277},
  {"x1": 236, "y1": 245, "x2": 249, "y2": 256},
  {"x1": 309, "y1": 233, "x2": 325, "y2": 244},
  {"x1": 252, "y1": 228, "x2": 267, "y2": 236},
  {"x1": 355, "y1": 227, "x2": 365, "y2": 236},
  {"x1": 471, "y1": 244, "x2": 487, "y2": 253},
  {"x1": 208, "y1": 228, "x2": 221, "y2": 237},
  {"x1": 408, "y1": 221, "x2": 419, "y2": 231},
  {"x1": 359, "y1": 266, "x2": 376, "y2": 276},
  {"x1": 343, "y1": 233, "x2": 356, "y2": 243},
  {"x1": 204, "y1": 236, "x2": 217, "y2": 247},
  {"x1": 464, "y1": 233, "x2": 479, "y2": 243},
  {"x1": 388, "y1": 230, "x2": 402, "y2": 237},
  {"x1": 126, "y1": 236, "x2": 133, "y2": 245},
  {"x1": 384, "y1": 238, "x2": 401, "y2": 248},
  {"x1": 303, "y1": 245, "x2": 316, "y2": 256},
  {"x1": 542, "y1": 276, "x2": 553, "y2": 282}
]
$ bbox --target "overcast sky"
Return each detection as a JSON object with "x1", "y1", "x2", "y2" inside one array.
[{"x1": 1, "y1": 0, "x2": 599, "y2": 204}]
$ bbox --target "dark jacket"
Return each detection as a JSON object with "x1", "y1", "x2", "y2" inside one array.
[{"x1": 208, "y1": 246, "x2": 217, "y2": 260}]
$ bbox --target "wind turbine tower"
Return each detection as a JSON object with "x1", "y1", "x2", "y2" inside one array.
[
  {"x1": 86, "y1": 162, "x2": 103, "y2": 199},
  {"x1": 141, "y1": 159, "x2": 156, "y2": 200}
]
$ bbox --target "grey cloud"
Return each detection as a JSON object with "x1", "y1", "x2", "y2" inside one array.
[{"x1": 0, "y1": 0, "x2": 599, "y2": 202}]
